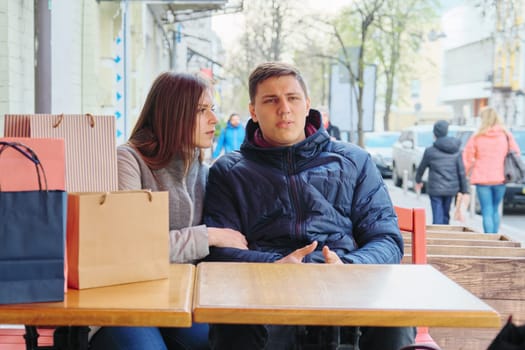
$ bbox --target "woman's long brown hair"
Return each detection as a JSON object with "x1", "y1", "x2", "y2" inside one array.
[{"x1": 128, "y1": 72, "x2": 210, "y2": 171}]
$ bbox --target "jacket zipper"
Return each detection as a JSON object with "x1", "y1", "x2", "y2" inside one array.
[{"x1": 287, "y1": 151, "x2": 302, "y2": 240}]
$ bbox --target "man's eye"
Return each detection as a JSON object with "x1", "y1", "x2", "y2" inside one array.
[{"x1": 263, "y1": 99, "x2": 275, "y2": 104}]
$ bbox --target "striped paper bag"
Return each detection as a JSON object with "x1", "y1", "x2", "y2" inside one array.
[{"x1": 4, "y1": 114, "x2": 118, "y2": 192}]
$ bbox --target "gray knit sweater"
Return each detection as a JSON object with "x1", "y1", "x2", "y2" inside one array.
[{"x1": 117, "y1": 144, "x2": 210, "y2": 264}]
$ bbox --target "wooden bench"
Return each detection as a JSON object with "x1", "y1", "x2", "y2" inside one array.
[
  {"x1": 404, "y1": 244, "x2": 525, "y2": 257},
  {"x1": 426, "y1": 224, "x2": 517, "y2": 243},
  {"x1": 401, "y1": 223, "x2": 525, "y2": 350},
  {"x1": 402, "y1": 235, "x2": 520, "y2": 247}
]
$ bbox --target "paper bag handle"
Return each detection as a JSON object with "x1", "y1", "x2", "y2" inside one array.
[
  {"x1": 0, "y1": 141, "x2": 49, "y2": 191},
  {"x1": 99, "y1": 190, "x2": 153, "y2": 205},
  {"x1": 53, "y1": 113, "x2": 95, "y2": 128}
]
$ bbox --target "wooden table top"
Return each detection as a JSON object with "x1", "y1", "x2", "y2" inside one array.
[
  {"x1": 193, "y1": 262, "x2": 501, "y2": 328},
  {"x1": 0, "y1": 264, "x2": 194, "y2": 327}
]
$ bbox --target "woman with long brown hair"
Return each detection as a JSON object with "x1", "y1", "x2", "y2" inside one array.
[{"x1": 90, "y1": 72, "x2": 248, "y2": 349}]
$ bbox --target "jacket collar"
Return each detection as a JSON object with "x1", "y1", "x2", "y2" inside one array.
[{"x1": 241, "y1": 109, "x2": 331, "y2": 168}]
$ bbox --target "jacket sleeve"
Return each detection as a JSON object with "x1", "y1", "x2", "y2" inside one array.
[
  {"x1": 415, "y1": 149, "x2": 430, "y2": 183},
  {"x1": 456, "y1": 153, "x2": 469, "y2": 194},
  {"x1": 206, "y1": 247, "x2": 283, "y2": 262},
  {"x1": 342, "y1": 154, "x2": 404, "y2": 264},
  {"x1": 508, "y1": 132, "x2": 521, "y2": 154},
  {"x1": 462, "y1": 136, "x2": 476, "y2": 175}
]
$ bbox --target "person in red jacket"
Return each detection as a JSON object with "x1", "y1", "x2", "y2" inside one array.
[{"x1": 463, "y1": 106, "x2": 521, "y2": 233}]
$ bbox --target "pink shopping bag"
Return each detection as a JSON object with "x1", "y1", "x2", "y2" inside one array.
[{"x1": 0, "y1": 137, "x2": 65, "y2": 191}]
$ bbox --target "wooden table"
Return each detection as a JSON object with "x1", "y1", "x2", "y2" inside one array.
[
  {"x1": 193, "y1": 262, "x2": 501, "y2": 328},
  {"x1": 0, "y1": 264, "x2": 194, "y2": 327}
]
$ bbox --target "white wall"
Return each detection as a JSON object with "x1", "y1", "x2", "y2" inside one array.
[{"x1": 0, "y1": 0, "x2": 34, "y2": 136}]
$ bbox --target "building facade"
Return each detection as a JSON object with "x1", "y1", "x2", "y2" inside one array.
[{"x1": 0, "y1": 0, "x2": 229, "y2": 142}]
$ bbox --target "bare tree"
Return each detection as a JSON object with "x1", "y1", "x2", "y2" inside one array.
[
  {"x1": 221, "y1": 0, "x2": 306, "y2": 112},
  {"x1": 328, "y1": 0, "x2": 386, "y2": 147},
  {"x1": 372, "y1": 0, "x2": 438, "y2": 131}
]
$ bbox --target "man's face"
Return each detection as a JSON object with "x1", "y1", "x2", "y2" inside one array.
[{"x1": 249, "y1": 75, "x2": 311, "y2": 147}]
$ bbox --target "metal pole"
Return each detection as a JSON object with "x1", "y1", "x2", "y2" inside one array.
[{"x1": 35, "y1": 0, "x2": 52, "y2": 113}]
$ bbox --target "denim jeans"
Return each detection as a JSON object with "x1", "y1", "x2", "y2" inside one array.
[
  {"x1": 476, "y1": 184, "x2": 506, "y2": 233},
  {"x1": 90, "y1": 324, "x2": 210, "y2": 350},
  {"x1": 209, "y1": 324, "x2": 416, "y2": 350},
  {"x1": 429, "y1": 195, "x2": 453, "y2": 224}
]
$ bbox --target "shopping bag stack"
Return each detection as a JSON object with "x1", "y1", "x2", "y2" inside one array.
[
  {"x1": 0, "y1": 140, "x2": 67, "y2": 304},
  {"x1": 5, "y1": 113, "x2": 118, "y2": 192},
  {"x1": 3, "y1": 114, "x2": 169, "y2": 292}
]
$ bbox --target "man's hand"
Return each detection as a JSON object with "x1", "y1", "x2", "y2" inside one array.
[
  {"x1": 322, "y1": 246, "x2": 343, "y2": 264},
  {"x1": 276, "y1": 241, "x2": 318, "y2": 264}
]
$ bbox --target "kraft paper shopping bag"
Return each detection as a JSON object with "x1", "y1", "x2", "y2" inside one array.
[
  {"x1": 0, "y1": 141, "x2": 66, "y2": 304},
  {"x1": 67, "y1": 190, "x2": 169, "y2": 289},
  {"x1": 4, "y1": 113, "x2": 118, "y2": 192}
]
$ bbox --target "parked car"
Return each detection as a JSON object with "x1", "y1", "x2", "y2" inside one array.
[
  {"x1": 391, "y1": 124, "x2": 474, "y2": 191},
  {"x1": 363, "y1": 131, "x2": 400, "y2": 178}
]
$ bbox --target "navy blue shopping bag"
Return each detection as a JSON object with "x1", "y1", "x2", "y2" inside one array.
[{"x1": 0, "y1": 141, "x2": 66, "y2": 304}]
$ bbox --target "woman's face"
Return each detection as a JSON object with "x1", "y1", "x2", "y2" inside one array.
[{"x1": 194, "y1": 89, "x2": 218, "y2": 149}]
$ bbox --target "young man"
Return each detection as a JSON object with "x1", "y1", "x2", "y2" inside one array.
[{"x1": 203, "y1": 62, "x2": 415, "y2": 349}]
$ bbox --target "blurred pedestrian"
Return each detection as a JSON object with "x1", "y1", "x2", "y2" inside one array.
[
  {"x1": 415, "y1": 120, "x2": 469, "y2": 224},
  {"x1": 320, "y1": 107, "x2": 341, "y2": 140},
  {"x1": 463, "y1": 107, "x2": 521, "y2": 233},
  {"x1": 212, "y1": 113, "x2": 245, "y2": 159}
]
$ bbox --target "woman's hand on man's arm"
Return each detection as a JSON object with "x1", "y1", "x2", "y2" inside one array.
[{"x1": 207, "y1": 227, "x2": 248, "y2": 250}]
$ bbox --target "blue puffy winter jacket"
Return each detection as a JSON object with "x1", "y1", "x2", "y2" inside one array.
[{"x1": 203, "y1": 110, "x2": 403, "y2": 264}]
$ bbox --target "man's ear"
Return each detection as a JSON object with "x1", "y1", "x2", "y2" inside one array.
[
  {"x1": 249, "y1": 103, "x2": 258, "y2": 123},
  {"x1": 305, "y1": 97, "x2": 311, "y2": 112}
]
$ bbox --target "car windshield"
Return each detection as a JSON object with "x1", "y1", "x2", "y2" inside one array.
[
  {"x1": 512, "y1": 130, "x2": 525, "y2": 155},
  {"x1": 365, "y1": 134, "x2": 399, "y2": 147},
  {"x1": 417, "y1": 131, "x2": 434, "y2": 147}
]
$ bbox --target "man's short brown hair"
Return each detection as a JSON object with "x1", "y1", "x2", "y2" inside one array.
[{"x1": 248, "y1": 62, "x2": 309, "y2": 103}]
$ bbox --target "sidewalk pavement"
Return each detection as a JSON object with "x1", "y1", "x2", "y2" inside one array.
[{"x1": 386, "y1": 182, "x2": 525, "y2": 245}]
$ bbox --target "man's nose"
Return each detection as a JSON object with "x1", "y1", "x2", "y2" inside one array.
[{"x1": 277, "y1": 98, "x2": 291, "y2": 114}]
